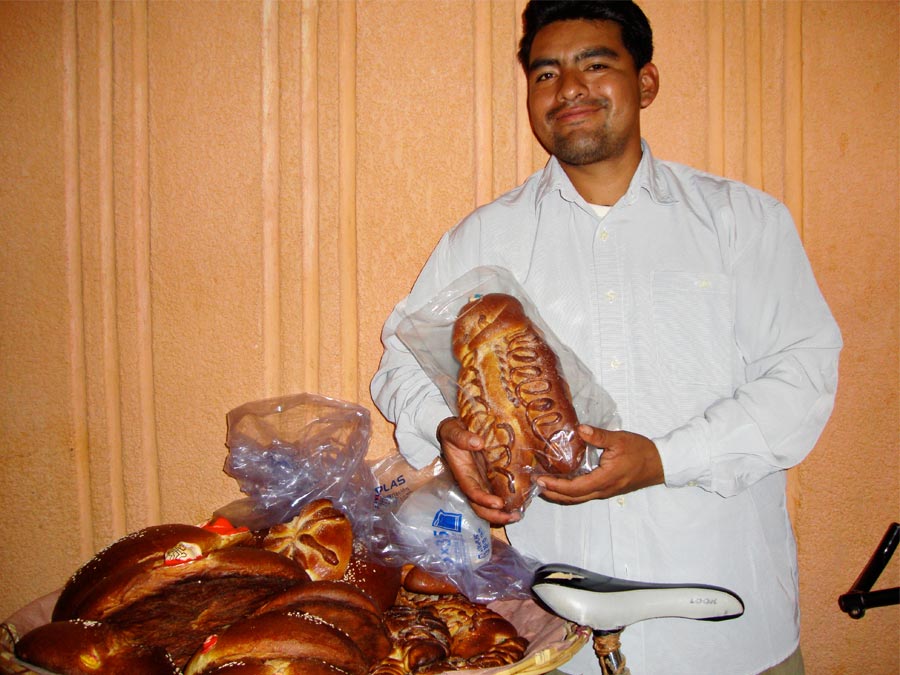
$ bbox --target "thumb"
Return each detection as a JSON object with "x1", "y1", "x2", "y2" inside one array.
[{"x1": 577, "y1": 424, "x2": 610, "y2": 448}]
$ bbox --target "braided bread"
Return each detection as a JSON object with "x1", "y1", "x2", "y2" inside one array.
[{"x1": 452, "y1": 293, "x2": 585, "y2": 510}]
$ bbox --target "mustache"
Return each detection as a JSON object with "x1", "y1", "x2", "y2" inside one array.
[{"x1": 546, "y1": 98, "x2": 610, "y2": 122}]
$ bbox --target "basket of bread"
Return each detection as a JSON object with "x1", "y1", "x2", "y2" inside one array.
[{"x1": 0, "y1": 393, "x2": 589, "y2": 675}]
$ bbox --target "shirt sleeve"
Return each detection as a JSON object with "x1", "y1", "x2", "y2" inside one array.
[
  {"x1": 370, "y1": 310, "x2": 451, "y2": 470},
  {"x1": 654, "y1": 199, "x2": 842, "y2": 497},
  {"x1": 370, "y1": 228, "x2": 475, "y2": 469}
]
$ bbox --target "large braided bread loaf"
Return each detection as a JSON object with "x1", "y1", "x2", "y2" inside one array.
[{"x1": 452, "y1": 293, "x2": 585, "y2": 510}]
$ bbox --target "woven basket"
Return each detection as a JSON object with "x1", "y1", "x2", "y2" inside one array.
[{"x1": 0, "y1": 592, "x2": 587, "y2": 675}]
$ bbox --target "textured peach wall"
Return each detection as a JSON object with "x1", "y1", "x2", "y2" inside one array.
[{"x1": 0, "y1": 1, "x2": 897, "y2": 672}]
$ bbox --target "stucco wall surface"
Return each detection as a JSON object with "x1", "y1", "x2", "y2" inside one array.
[{"x1": 0, "y1": 1, "x2": 897, "y2": 672}]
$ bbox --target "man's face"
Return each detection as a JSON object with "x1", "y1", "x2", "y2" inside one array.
[{"x1": 526, "y1": 19, "x2": 656, "y2": 167}]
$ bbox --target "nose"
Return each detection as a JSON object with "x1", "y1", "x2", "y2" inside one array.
[{"x1": 557, "y1": 67, "x2": 587, "y2": 102}]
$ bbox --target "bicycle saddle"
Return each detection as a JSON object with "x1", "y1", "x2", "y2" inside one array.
[{"x1": 532, "y1": 563, "x2": 745, "y2": 631}]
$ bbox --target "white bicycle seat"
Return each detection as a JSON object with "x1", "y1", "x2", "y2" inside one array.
[{"x1": 532, "y1": 563, "x2": 745, "y2": 631}]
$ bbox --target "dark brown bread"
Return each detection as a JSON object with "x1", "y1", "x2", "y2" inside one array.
[
  {"x1": 15, "y1": 619, "x2": 179, "y2": 675},
  {"x1": 255, "y1": 579, "x2": 381, "y2": 617},
  {"x1": 340, "y1": 541, "x2": 403, "y2": 612},
  {"x1": 255, "y1": 598, "x2": 390, "y2": 666},
  {"x1": 452, "y1": 293, "x2": 585, "y2": 510},
  {"x1": 182, "y1": 612, "x2": 369, "y2": 675},
  {"x1": 53, "y1": 523, "x2": 252, "y2": 621},
  {"x1": 199, "y1": 659, "x2": 349, "y2": 675},
  {"x1": 75, "y1": 546, "x2": 310, "y2": 621},
  {"x1": 400, "y1": 564, "x2": 460, "y2": 596}
]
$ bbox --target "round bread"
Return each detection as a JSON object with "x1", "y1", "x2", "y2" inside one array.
[
  {"x1": 255, "y1": 580, "x2": 381, "y2": 617},
  {"x1": 75, "y1": 546, "x2": 310, "y2": 621},
  {"x1": 183, "y1": 612, "x2": 368, "y2": 675},
  {"x1": 200, "y1": 658, "x2": 349, "y2": 675},
  {"x1": 53, "y1": 523, "x2": 251, "y2": 621},
  {"x1": 263, "y1": 500, "x2": 353, "y2": 581},
  {"x1": 378, "y1": 605, "x2": 451, "y2": 673},
  {"x1": 340, "y1": 541, "x2": 402, "y2": 612},
  {"x1": 256, "y1": 598, "x2": 390, "y2": 666},
  {"x1": 400, "y1": 564, "x2": 460, "y2": 596},
  {"x1": 15, "y1": 619, "x2": 179, "y2": 675},
  {"x1": 410, "y1": 594, "x2": 522, "y2": 660}
]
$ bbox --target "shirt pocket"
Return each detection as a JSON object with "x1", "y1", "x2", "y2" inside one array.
[{"x1": 652, "y1": 270, "x2": 734, "y2": 386}]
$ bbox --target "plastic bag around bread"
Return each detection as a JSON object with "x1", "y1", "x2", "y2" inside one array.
[
  {"x1": 395, "y1": 266, "x2": 620, "y2": 514},
  {"x1": 214, "y1": 393, "x2": 379, "y2": 540}
]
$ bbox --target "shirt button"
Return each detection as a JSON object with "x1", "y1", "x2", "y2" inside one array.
[
  {"x1": 616, "y1": 496, "x2": 626, "y2": 506},
  {"x1": 598, "y1": 229, "x2": 609, "y2": 241},
  {"x1": 610, "y1": 358, "x2": 622, "y2": 369},
  {"x1": 606, "y1": 290, "x2": 616, "y2": 302}
]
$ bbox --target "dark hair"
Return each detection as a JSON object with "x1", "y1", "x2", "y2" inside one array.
[{"x1": 517, "y1": 0, "x2": 654, "y2": 71}]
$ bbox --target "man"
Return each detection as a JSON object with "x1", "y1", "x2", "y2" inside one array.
[{"x1": 371, "y1": 2, "x2": 842, "y2": 673}]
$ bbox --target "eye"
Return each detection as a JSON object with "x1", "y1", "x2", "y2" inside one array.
[
  {"x1": 586, "y1": 62, "x2": 609, "y2": 72},
  {"x1": 533, "y1": 71, "x2": 555, "y2": 83}
]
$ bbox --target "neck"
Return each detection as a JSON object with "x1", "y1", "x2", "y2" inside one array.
[{"x1": 558, "y1": 139, "x2": 643, "y2": 206}]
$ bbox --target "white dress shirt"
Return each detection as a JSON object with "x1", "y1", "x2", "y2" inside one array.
[{"x1": 371, "y1": 141, "x2": 842, "y2": 674}]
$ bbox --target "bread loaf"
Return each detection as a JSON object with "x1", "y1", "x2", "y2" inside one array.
[
  {"x1": 263, "y1": 499, "x2": 353, "y2": 581},
  {"x1": 53, "y1": 523, "x2": 251, "y2": 621},
  {"x1": 400, "y1": 564, "x2": 460, "y2": 596},
  {"x1": 182, "y1": 612, "x2": 369, "y2": 675},
  {"x1": 341, "y1": 541, "x2": 403, "y2": 612},
  {"x1": 15, "y1": 619, "x2": 179, "y2": 675},
  {"x1": 256, "y1": 579, "x2": 382, "y2": 617},
  {"x1": 256, "y1": 597, "x2": 390, "y2": 666},
  {"x1": 452, "y1": 293, "x2": 585, "y2": 510}
]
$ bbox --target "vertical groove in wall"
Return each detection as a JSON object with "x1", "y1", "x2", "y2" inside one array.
[
  {"x1": 262, "y1": 0, "x2": 281, "y2": 396},
  {"x1": 64, "y1": 0, "x2": 93, "y2": 561},
  {"x1": 783, "y1": 0, "x2": 804, "y2": 524},
  {"x1": 132, "y1": 0, "x2": 160, "y2": 524},
  {"x1": 98, "y1": 0, "x2": 127, "y2": 538},
  {"x1": 514, "y1": 0, "x2": 531, "y2": 183},
  {"x1": 705, "y1": 1, "x2": 725, "y2": 175},
  {"x1": 300, "y1": 0, "x2": 320, "y2": 394},
  {"x1": 474, "y1": 0, "x2": 493, "y2": 205},
  {"x1": 744, "y1": 1, "x2": 763, "y2": 189},
  {"x1": 338, "y1": 0, "x2": 358, "y2": 401},
  {"x1": 783, "y1": 0, "x2": 804, "y2": 238}
]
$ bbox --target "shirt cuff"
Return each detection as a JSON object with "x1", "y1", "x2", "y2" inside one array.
[{"x1": 653, "y1": 423, "x2": 712, "y2": 489}]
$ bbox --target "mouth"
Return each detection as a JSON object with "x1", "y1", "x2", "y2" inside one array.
[
  {"x1": 551, "y1": 105, "x2": 598, "y2": 124},
  {"x1": 546, "y1": 98, "x2": 611, "y2": 129}
]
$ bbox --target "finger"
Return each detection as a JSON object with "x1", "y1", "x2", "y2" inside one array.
[
  {"x1": 538, "y1": 486, "x2": 596, "y2": 506},
  {"x1": 470, "y1": 502, "x2": 522, "y2": 526},
  {"x1": 577, "y1": 424, "x2": 610, "y2": 448},
  {"x1": 536, "y1": 472, "x2": 592, "y2": 498},
  {"x1": 440, "y1": 418, "x2": 484, "y2": 451},
  {"x1": 442, "y1": 451, "x2": 507, "y2": 512}
]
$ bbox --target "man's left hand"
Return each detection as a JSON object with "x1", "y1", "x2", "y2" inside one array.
[{"x1": 537, "y1": 425, "x2": 665, "y2": 503}]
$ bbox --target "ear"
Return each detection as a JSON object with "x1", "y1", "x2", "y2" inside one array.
[{"x1": 638, "y1": 63, "x2": 659, "y2": 109}]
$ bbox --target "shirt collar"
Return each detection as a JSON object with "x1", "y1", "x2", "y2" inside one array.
[{"x1": 535, "y1": 139, "x2": 677, "y2": 208}]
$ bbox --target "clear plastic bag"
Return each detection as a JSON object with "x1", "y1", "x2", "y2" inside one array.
[
  {"x1": 214, "y1": 393, "x2": 378, "y2": 540},
  {"x1": 395, "y1": 266, "x2": 620, "y2": 511},
  {"x1": 368, "y1": 452, "x2": 539, "y2": 603}
]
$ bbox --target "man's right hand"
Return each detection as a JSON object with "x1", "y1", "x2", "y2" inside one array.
[{"x1": 436, "y1": 417, "x2": 521, "y2": 525}]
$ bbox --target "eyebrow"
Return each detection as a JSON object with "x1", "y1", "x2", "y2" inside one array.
[{"x1": 528, "y1": 46, "x2": 621, "y2": 73}]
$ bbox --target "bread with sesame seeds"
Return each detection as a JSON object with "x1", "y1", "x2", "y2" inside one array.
[
  {"x1": 182, "y1": 612, "x2": 369, "y2": 675},
  {"x1": 52, "y1": 523, "x2": 252, "y2": 622},
  {"x1": 14, "y1": 618, "x2": 180, "y2": 675}
]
